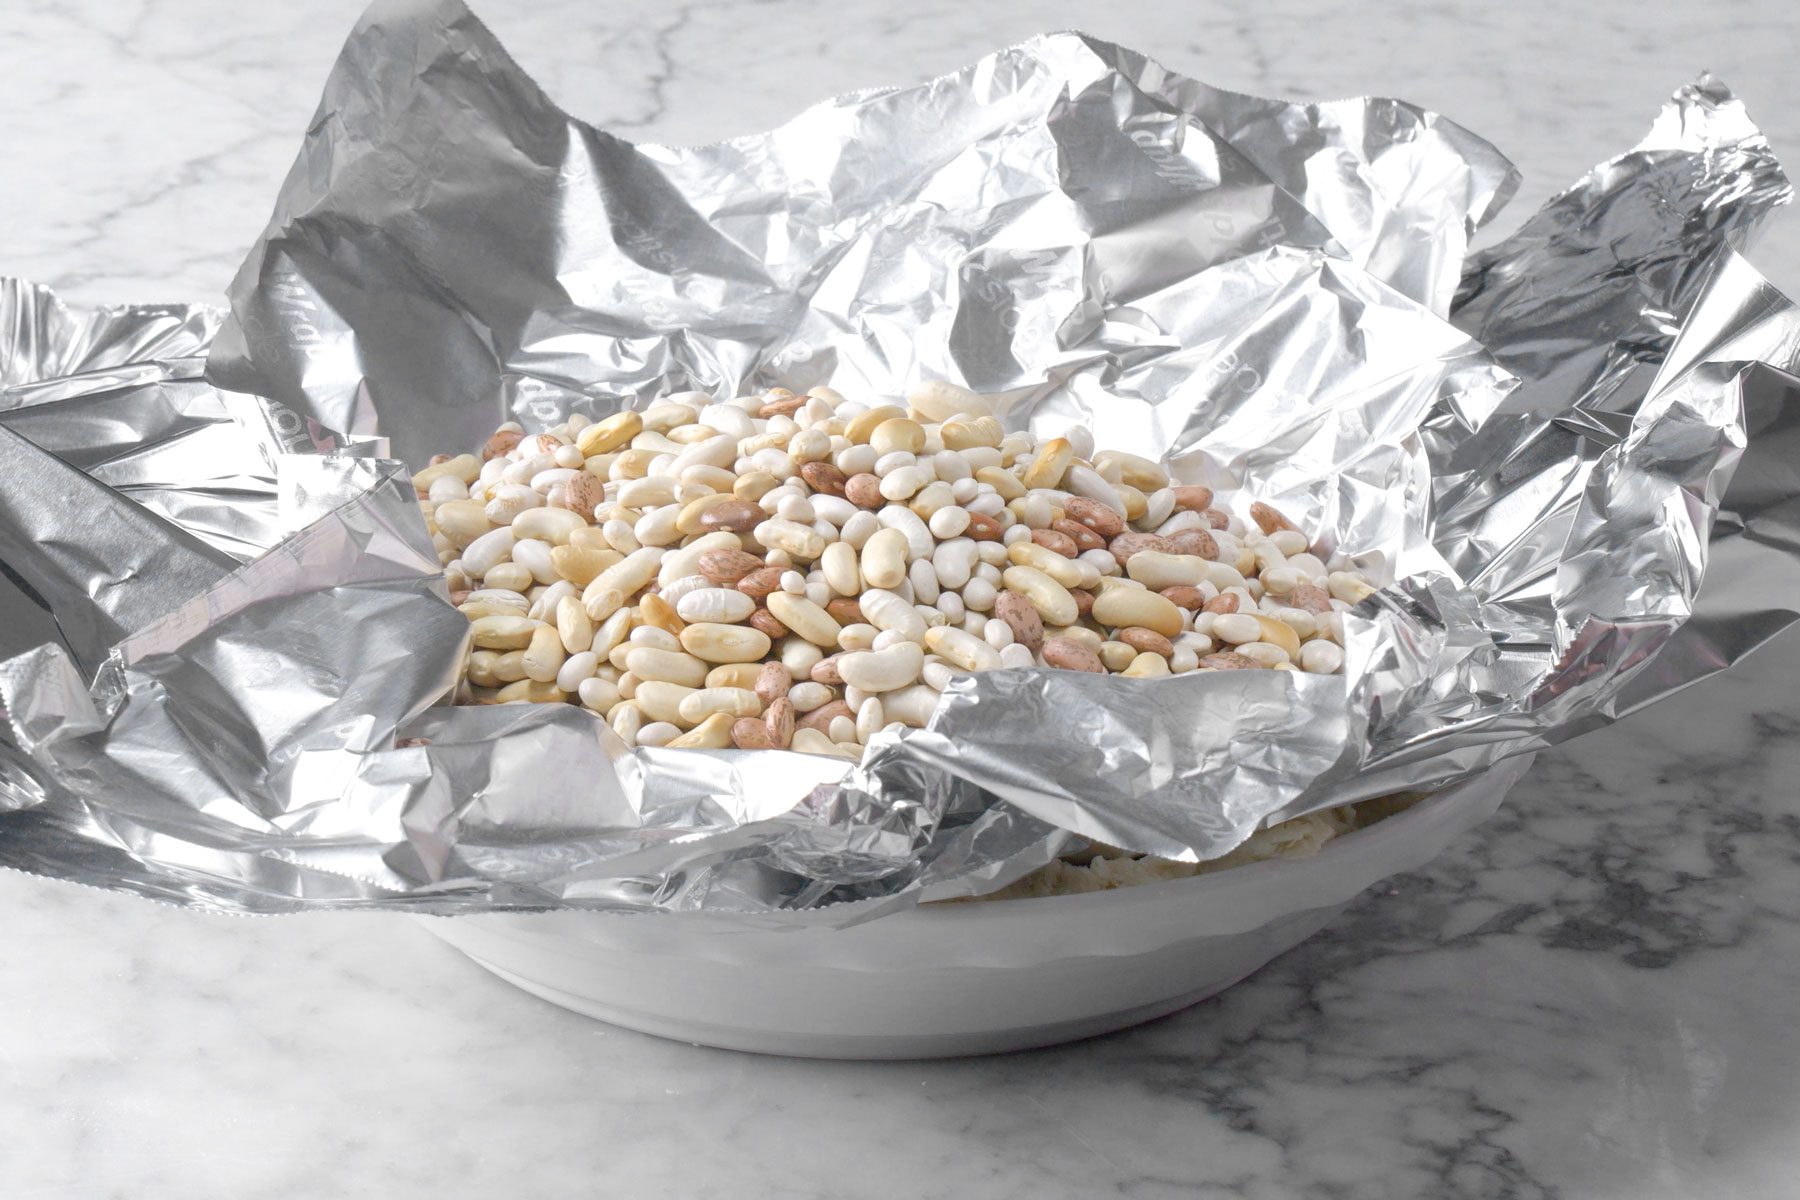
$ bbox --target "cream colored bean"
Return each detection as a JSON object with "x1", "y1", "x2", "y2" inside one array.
[
  {"x1": 859, "y1": 588, "x2": 927, "y2": 641},
  {"x1": 925, "y1": 625, "x2": 1003, "y2": 671},
  {"x1": 577, "y1": 676, "x2": 619, "y2": 713},
  {"x1": 555, "y1": 594, "x2": 596, "y2": 654},
  {"x1": 962, "y1": 577, "x2": 998, "y2": 612},
  {"x1": 627, "y1": 627, "x2": 680, "y2": 651},
  {"x1": 434, "y1": 499, "x2": 493, "y2": 546},
  {"x1": 1124, "y1": 551, "x2": 1208, "y2": 590},
  {"x1": 1212, "y1": 613, "x2": 1263, "y2": 644},
  {"x1": 582, "y1": 586, "x2": 626, "y2": 624},
  {"x1": 859, "y1": 527, "x2": 909, "y2": 589},
  {"x1": 790, "y1": 728, "x2": 859, "y2": 759},
  {"x1": 668, "y1": 712, "x2": 736, "y2": 749},
  {"x1": 556, "y1": 650, "x2": 599, "y2": 692},
  {"x1": 428, "y1": 474, "x2": 471, "y2": 503},
  {"x1": 998, "y1": 643, "x2": 1034, "y2": 669},
  {"x1": 671, "y1": 434, "x2": 738, "y2": 475},
  {"x1": 656, "y1": 531, "x2": 739, "y2": 588},
  {"x1": 678, "y1": 687, "x2": 762, "y2": 723},
  {"x1": 526, "y1": 580, "x2": 576, "y2": 624},
  {"x1": 468, "y1": 614, "x2": 538, "y2": 650},
  {"x1": 1260, "y1": 565, "x2": 1299, "y2": 596},
  {"x1": 599, "y1": 518, "x2": 640, "y2": 554},
  {"x1": 908, "y1": 381, "x2": 992, "y2": 422},
  {"x1": 681, "y1": 622, "x2": 773, "y2": 664},
  {"x1": 1202, "y1": 560, "x2": 1248, "y2": 591},
  {"x1": 780, "y1": 637, "x2": 823, "y2": 677},
  {"x1": 999, "y1": 565, "x2": 1077, "y2": 627},
  {"x1": 855, "y1": 697, "x2": 885, "y2": 743},
  {"x1": 1122, "y1": 651, "x2": 1170, "y2": 678},
  {"x1": 1299, "y1": 639, "x2": 1344, "y2": 674},
  {"x1": 625, "y1": 647, "x2": 708, "y2": 688},
  {"x1": 838, "y1": 642, "x2": 924, "y2": 692},
  {"x1": 766, "y1": 592, "x2": 841, "y2": 647},
  {"x1": 1238, "y1": 642, "x2": 1291, "y2": 667},
  {"x1": 821, "y1": 541, "x2": 861, "y2": 597},
  {"x1": 1268, "y1": 528, "x2": 1309, "y2": 557},
  {"x1": 838, "y1": 623, "x2": 879, "y2": 652},
  {"x1": 1098, "y1": 641, "x2": 1136, "y2": 672},
  {"x1": 774, "y1": 495, "x2": 816, "y2": 524},
  {"x1": 1137, "y1": 488, "x2": 1176, "y2": 530},
  {"x1": 907, "y1": 480, "x2": 955, "y2": 519},
  {"x1": 1064, "y1": 464, "x2": 1126, "y2": 517},
  {"x1": 925, "y1": 537, "x2": 975, "y2": 590},
  {"x1": 414, "y1": 453, "x2": 481, "y2": 492},
  {"x1": 463, "y1": 588, "x2": 528, "y2": 613},
  {"x1": 1287, "y1": 552, "x2": 1328, "y2": 580},
  {"x1": 617, "y1": 477, "x2": 676, "y2": 508},
  {"x1": 636, "y1": 721, "x2": 681, "y2": 747},
  {"x1": 927, "y1": 505, "x2": 970, "y2": 539},
  {"x1": 511, "y1": 506, "x2": 587, "y2": 545},
  {"x1": 907, "y1": 557, "x2": 939, "y2": 605},
  {"x1": 658, "y1": 574, "x2": 713, "y2": 609},
  {"x1": 590, "y1": 608, "x2": 633, "y2": 660},
  {"x1": 521, "y1": 624, "x2": 567, "y2": 682},
  {"x1": 633, "y1": 505, "x2": 683, "y2": 547},
  {"x1": 787, "y1": 681, "x2": 834, "y2": 712},
  {"x1": 675, "y1": 588, "x2": 756, "y2": 624},
  {"x1": 1328, "y1": 571, "x2": 1376, "y2": 604},
  {"x1": 634, "y1": 681, "x2": 699, "y2": 726},
  {"x1": 881, "y1": 684, "x2": 940, "y2": 727},
  {"x1": 877, "y1": 506, "x2": 935, "y2": 559},
  {"x1": 877, "y1": 465, "x2": 930, "y2": 501},
  {"x1": 583, "y1": 547, "x2": 662, "y2": 608},
  {"x1": 462, "y1": 527, "x2": 517, "y2": 577},
  {"x1": 1006, "y1": 541, "x2": 1086, "y2": 589},
  {"x1": 756, "y1": 518, "x2": 827, "y2": 560},
  {"x1": 609, "y1": 701, "x2": 645, "y2": 743},
  {"x1": 531, "y1": 466, "x2": 580, "y2": 493},
  {"x1": 1090, "y1": 588, "x2": 1183, "y2": 638},
  {"x1": 509, "y1": 538, "x2": 556, "y2": 585}
]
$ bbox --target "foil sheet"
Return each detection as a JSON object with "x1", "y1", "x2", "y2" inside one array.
[{"x1": 3, "y1": 0, "x2": 1800, "y2": 922}]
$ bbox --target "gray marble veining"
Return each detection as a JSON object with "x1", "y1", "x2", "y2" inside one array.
[{"x1": 4, "y1": 1, "x2": 1800, "y2": 1196}]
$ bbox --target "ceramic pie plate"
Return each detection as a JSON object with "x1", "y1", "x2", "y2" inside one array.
[{"x1": 422, "y1": 754, "x2": 1532, "y2": 1058}]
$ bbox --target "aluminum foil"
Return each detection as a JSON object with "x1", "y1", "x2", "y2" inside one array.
[{"x1": 3, "y1": 0, "x2": 1800, "y2": 923}]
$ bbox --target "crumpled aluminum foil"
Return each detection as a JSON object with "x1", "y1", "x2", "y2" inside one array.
[{"x1": 3, "y1": 0, "x2": 1799, "y2": 923}]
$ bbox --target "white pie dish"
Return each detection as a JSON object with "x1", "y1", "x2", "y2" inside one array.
[{"x1": 421, "y1": 754, "x2": 1532, "y2": 1058}]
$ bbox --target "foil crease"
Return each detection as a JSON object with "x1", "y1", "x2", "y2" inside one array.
[
  {"x1": 1432, "y1": 74, "x2": 1791, "y2": 642},
  {"x1": 3, "y1": 0, "x2": 1800, "y2": 923}
]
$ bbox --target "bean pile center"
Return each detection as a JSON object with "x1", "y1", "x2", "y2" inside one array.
[{"x1": 417, "y1": 382, "x2": 1374, "y2": 756}]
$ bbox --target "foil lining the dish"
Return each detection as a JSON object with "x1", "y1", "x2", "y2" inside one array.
[{"x1": 1, "y1": 0, "x2": 1797, "y2": 923}]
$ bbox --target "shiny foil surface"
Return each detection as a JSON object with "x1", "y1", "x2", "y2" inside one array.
[{"x1": 2, "y1": 0, "x2": 1799, "y2": 923}]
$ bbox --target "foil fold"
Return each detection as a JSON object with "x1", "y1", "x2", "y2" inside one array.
[{"x1": 3, "y1": 0, "x2": 1800, "y2": 923}]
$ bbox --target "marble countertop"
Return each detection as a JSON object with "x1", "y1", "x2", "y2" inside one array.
[{"x1": 5, "y1": 1, "x2": 1800, "y2": 1196}]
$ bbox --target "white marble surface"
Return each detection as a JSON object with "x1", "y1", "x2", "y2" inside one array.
[{"x1": 4, "y1": 1, "x2": 1800, "y2": 1196}]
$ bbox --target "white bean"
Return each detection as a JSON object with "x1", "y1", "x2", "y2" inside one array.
[
  {"x1": 557, "y1": 651, "x2": 599, "y2": 691},
  {"x1": 512, "y1": 538, "x2": 558, "y2": 584},
  {"x1": 931, "y1": 538, "x2": 977, "y2": 589},
  {"x1": 788, "y1": 681, "x2": 833, "y2": 712},
  {"x1": 860, "y1": 588, "x2": 928, "y2": 641},
  {"x1": 877, "y1": 506, "x2": 934, "y2": 559},
  {"x1": 463, "y1": 527, "x2": 517, "y2": 576},
  {"x1": 838, "y1": 642, "x2": 924, "y2": 692},
  {"x1": 927, "y1": 505, "x2": 970, "y2": 538},
  {"x1": 1300, "y1": 639, "x2": 1345, "y2": 674},
  {"x1": 676, "y1": 588, "x2": 756, "y2": 624}
]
